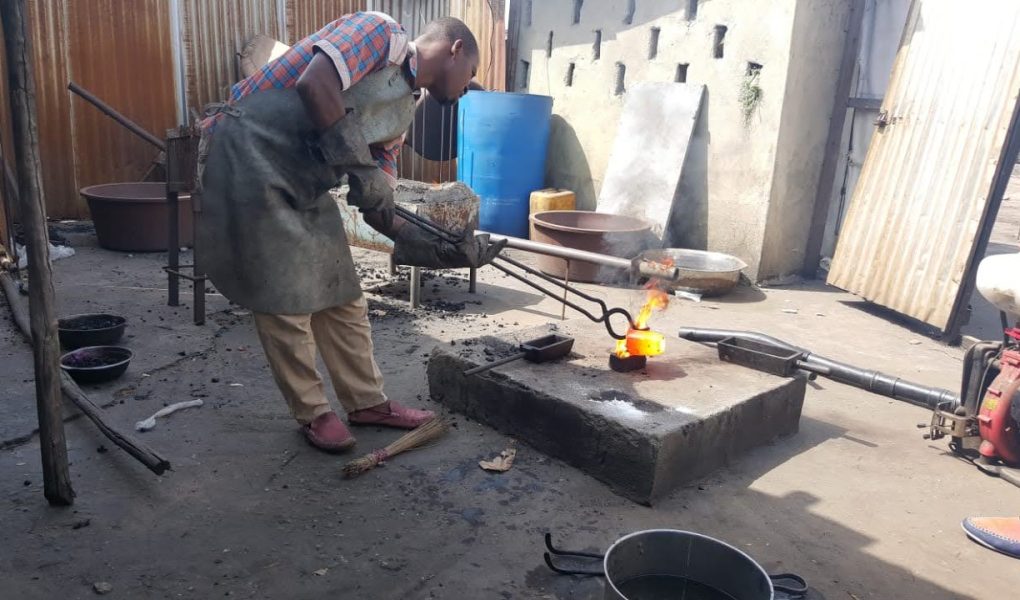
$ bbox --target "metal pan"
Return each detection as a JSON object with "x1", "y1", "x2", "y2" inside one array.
[
  {"x1": 641, "y1": 248, "x2": 747, "y2": 297},
  {"x1": 464, "y1": 334, "x2": 575, "y2": 376}
]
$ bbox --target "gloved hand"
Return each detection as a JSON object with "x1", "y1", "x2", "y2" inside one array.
[
  {"x1": 313, "y1": 110, "x2": 374, "y2": 167},
  {"x1": 392, "y1": 224, "x2": 507, "y2": 269},
  {"x1": 347, "y1": 167, "x2": 394, "y2": 231},
  {"x1": 311, "y1": 112, "x2": 396, "y2": 226}
]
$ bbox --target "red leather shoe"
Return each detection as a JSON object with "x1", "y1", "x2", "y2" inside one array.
[
  {"x1": 348, "y1": 401, "x2": 435, "y2": 429},
  {"x1": 302, "y1": 412, "x2": 356, "y2": 453}
]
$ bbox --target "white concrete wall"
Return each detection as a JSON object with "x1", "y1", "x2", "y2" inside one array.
[
  {"x1": 760, "y1": 0, "x2": 853, "y2": 279},
  {"x1": 515, "y1": 0, "x2": 849, "y2": 280}
]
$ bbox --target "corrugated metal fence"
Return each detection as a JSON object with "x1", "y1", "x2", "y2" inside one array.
[{"x1": 0, "y1": 0, "x2": 501, "y2": 221}]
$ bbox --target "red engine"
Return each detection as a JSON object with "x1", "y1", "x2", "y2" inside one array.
[{"x1": 978, "y1": 345, "x2": 1020, "y2": 465}]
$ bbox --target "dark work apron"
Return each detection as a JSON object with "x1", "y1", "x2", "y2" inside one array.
[{"x1": 196, "y1": 66, "x2": 415, "y2": 315}]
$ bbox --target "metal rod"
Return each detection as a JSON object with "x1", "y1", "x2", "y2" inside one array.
[
  {"x1": 193, "y1": 274, "x2": 205, "y2": 325},
  {"x1": 167, "y1": 190, "x2": 180, "y2": 307},
  {"x1": 464, "y1": 352, "x2": 525, "y2": 376},
  {"x1": 410, "y1": 266, "x2": 421, "y2": 308},
  {"x1": 68, "y1": 81, "x2": 166, "y2": 151},
  {"x1": 482, "y1": 232, "x2": 681, "y2": 282},
  {"x1": 395, "y1": 206, "x2": 637, "y2": 339},
  {"x1": 561, "y1": 260, "x2": 569, "y2": 320}
]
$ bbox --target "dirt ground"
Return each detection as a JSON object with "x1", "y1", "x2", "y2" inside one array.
[{"x1": 2, "y1": 189, "x2": 1020, "y2": 599}]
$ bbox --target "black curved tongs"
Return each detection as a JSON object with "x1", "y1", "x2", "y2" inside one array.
[{"x1": 393, "y1": 206, "x2": 637, "y2": 339}]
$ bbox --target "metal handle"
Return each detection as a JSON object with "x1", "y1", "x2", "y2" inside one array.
[
  {"x1": 463, "y1": 352, "x2": 525, "y2": 376},
  {"x1": 394, "y1": 207, "x2": 638, "y2": 339},
  {"x1": 542, "y1": 533, "x2": 605, "y2": 577},
  {"x1": 770, "y1": 572, "x2": 808, "y2": 598}
]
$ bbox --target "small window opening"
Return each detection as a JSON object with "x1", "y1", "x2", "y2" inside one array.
[
  {"x1": 687, "y1": 0, "x2": 698, "y2": 21},
  {"x1": 648, "y1": 27, "x2": 660, "y2": 59},
  {"x1": 566, "y1": 63, "x2": 576, "y2": 87},
  {"x1": 526, "y1": 1, "x2": 532, "y2": 27},
  {"x1": 547, "y1": 31, "x2": 554, "y2": 58},
  {"x1": 747, "y1": 61, "x2": 763, "y2": 76},
  {"x1": 520, "y1": 60, "x2": 530, "y2": 89},
  {"x1": 573, "y1": 0, "x2": 583, "y2": 24},
  {"x1": 614, "y1": 62, "x2": 626, "y2": 96},
  {"x1": 675, "y1": 63, "x2": 689, "y2": 83},
  {"x1": 593, "y1": 29, "x2": 602, "y2": 60},
  {"x1": 713, "y1": 25, "x2": 727, "y2": 59}
]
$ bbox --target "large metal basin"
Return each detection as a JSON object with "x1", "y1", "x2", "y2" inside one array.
[
  {"x1": 641, "y1": 248, "x2": 747, "y2": 296},
  {"x1": 81, "y1": 182, "x2": 192, "y2": 252},
  {"x1": 530, "y1": 210, "x2": 652, "y2": 283}
]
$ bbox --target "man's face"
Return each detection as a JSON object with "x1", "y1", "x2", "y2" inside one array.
[{"x1": 429, "y1": 40, "x2": 478, "y2": 105}]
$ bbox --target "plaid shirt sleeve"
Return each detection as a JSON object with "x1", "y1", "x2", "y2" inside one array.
[
  {"x1": 311, "y1": 12, "x2": 410, "y2": 90},
  {"x1": 371, "y1": 137, "x2": 403, "y2": 181}
]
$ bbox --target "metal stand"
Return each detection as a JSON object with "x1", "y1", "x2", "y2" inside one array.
[
  {"x1": 468, "y1": 267, "x2": 477, "y2": 294},
  {"x1": 410, "y1": 266, "x2": 422, "y2": 308},
  {"x1": 162, "y1": 126, "x2": 206, "y2": 325}
]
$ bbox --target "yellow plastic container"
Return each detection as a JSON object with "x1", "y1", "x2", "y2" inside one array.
[{"x1": 528, "y1": 189, "x2": 576, "y2": 239}]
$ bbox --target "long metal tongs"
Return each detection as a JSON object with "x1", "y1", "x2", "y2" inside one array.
[{"x1": 393, "y1": 206, "x2": 637, "y2": 339}]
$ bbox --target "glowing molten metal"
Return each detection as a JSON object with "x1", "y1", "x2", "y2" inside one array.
[{"x1": 615, "y1": 288, "x2": 669, "y2": 358}]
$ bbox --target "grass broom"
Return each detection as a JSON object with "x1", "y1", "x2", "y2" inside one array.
[{"x1": 342, "y1": 417, "x2": 449, "y2": 478}]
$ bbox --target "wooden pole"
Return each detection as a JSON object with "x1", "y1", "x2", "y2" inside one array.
[{"x1": 1, "y1": 0, "x2": 74, "y2": 505}]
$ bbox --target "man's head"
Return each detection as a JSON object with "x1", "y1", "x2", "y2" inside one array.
[{"x1": 414, "y1": 17, "x2": 479, "y2": 104}]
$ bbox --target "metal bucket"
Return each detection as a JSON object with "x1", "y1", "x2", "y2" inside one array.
[
  {"x1": 530, "y1": 210, "x2": 653, "y2": 283},
  {"x1": 544, "y1": 530, "x2": 805, "y2": 600}
]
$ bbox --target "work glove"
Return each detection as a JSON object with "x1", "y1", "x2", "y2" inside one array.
[
  {"x1": 392, "y1": 225, "x2": 507, "y2": 269},
  {"x1": 347, "y1": 167, "x2": 395, "y2": 232},
  {"x1": 311, "y1": 111, "x2": 394, "y2": 226}
]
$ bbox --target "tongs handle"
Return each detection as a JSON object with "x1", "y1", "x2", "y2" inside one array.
[
  {"x1": 393, "y1": 207, "x2": 636, "y2": 339},
  {"x1": 463, "y1": 351, "x2": 525, "y2": 376}
]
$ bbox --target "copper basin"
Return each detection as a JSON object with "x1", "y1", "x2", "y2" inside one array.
[
  {"x1": 529, "y1": 210, "x2": 653, "y2": 283},
  {"x1": 81, "y1": 182, "x2": 192, "y2": 252}
]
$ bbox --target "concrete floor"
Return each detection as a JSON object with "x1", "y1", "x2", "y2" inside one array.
[{"x1": 2, "y1": 224, "x2": 1020, "y2": 599}]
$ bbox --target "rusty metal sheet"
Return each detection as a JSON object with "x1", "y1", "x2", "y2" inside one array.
[
  {"x1": 288, "y1": 0, "x2": 367, "y2": 41},
  {"x1": 66, "y1": 0, "x2": 178, "y2": 206},
  {"x1": 828, "y1": 0, "x2": 1020, "y2": 333},
  {"x1": 179, "y1": 0, "x2": 283, "y2": 110},
  {"x1": 450, "y1": 0, "x2": 505, "y2": 91},
  {"x1": 23, "y1": 1, "x2": 80, "y2": 218}
]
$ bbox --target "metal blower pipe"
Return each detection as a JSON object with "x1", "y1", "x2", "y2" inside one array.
[
  {"x1": 481, "y1": 232, "x2": 681, "y2": 282},
  {"x1": 677, "y1": 327, "x2": 960, "y2": 410}
]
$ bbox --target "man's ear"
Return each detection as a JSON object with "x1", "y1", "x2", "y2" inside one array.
[{"x1": 451, "y1": 39, "x2": 463, "y2": 56}]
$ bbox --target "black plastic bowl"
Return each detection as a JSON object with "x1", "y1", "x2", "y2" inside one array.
[
  {"x1": 58, "y1": 314, "x2": 126, "y2": 349},
  {"x1": 60, "y1": 346, "x2": 133, "y2": 384}
]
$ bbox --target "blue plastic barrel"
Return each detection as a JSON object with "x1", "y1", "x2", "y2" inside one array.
[{"x1": 457, "y1": 91, "x2": 553, "y2": 238}]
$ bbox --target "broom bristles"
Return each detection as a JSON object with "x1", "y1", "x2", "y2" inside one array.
[{"x1": 342, "y1": 417, "x2": 449, "y2": 478}]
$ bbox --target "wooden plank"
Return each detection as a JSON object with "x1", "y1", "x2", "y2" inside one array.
[{"x1": 1, "y1": 0, "x2": 74, "y2": 506}]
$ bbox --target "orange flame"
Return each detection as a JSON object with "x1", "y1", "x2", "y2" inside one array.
[{"x1": 614, "y1": 285, "x2": 670, "y2": 358}]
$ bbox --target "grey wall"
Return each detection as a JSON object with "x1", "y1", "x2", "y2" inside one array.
[
  {"x1": 760, "y1": 0, "x2": 853, "y2": 279},
  {"x1": 515, "y1": 0, "x2": 850, "y2": 280}
]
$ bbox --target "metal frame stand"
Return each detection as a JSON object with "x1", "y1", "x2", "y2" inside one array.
[{"x1": 163, "y1": 126, "x2": 206, "y2": 325}]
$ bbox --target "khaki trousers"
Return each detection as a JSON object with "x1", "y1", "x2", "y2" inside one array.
[{"x1": 253, "y1": 296, "x2": 386, "y2": 424}]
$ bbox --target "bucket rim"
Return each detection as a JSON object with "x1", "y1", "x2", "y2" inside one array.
[
  {"x1": 602, "y1": 529, "x2": 772, "y2": 599},
  {"x1": 530, "y1": 210, "x2": 652, "y2": 234}
]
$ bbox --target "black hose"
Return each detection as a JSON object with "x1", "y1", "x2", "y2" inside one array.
[{"x1": 678, "y1": 328, "x2": 960, "y2": 410}]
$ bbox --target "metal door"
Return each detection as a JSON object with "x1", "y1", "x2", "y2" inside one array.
[{"x1": 828, "y1": 0, "x2": 1020, "y2": 335}]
